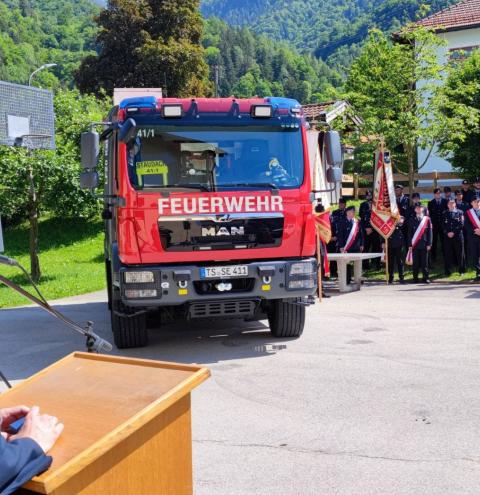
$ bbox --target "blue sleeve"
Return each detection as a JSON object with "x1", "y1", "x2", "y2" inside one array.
[{"x1": 0, "y1": 436, "x2": 52, "y2": 495}]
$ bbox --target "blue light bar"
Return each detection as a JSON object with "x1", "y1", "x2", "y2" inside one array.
[
  {"x1": 265, "y1": 97, "x2": 302, "y2": 114},
  {"x1": 118, "y1": 96, "x2": 157, "y2": 110}
]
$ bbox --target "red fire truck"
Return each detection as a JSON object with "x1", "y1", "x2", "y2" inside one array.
[{"x1": 80, "y1": 96, "x2": 343, "y2": 348}]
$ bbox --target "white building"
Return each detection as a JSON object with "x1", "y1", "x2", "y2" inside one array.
[{"x1": 417, "y1": 0, "x2": 480, "y2": 174}]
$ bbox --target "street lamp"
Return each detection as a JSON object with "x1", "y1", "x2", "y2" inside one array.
[{"x1": 28, "y1": 64, "x2": 57, "y2": 86}]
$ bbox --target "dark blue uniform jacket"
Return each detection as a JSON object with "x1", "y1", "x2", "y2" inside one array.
[{"x1": 0, "y1": 436, "x2": 51, "y2": 495}]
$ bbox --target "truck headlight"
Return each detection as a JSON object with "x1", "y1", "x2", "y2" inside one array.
[
  {"x1": 124, "y1": 271, "x2": 154, "y2": 284},
  {"x1": 290, "y1": 262, "x2": 315, "y2": 276},
  {"x1": 125, "y1": 289, "x2": 157, "y2": 298},
  {"x1": 288, "y1": 277, "x2": 315, "y2": 289}
]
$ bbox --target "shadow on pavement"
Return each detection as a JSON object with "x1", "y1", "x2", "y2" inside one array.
[{"x1": 0, "y1": 300, "x2": 297, "y2": 381}]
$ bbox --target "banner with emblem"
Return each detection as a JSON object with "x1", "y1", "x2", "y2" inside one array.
[
  {"x1": 314, "y1": 211, "x2": 332, "y2": 277},
  {"x1": 371, "y1": 148, "x2": 400, "y2": 239}
]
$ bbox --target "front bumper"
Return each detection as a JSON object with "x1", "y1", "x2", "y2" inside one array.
[{"x1": 119, "y1": 258, "x2": 317, "y2": 307}]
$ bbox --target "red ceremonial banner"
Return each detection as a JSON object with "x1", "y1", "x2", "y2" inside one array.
[{"x1": 371, "y1": 149, "x2": 399, "y2": 239}]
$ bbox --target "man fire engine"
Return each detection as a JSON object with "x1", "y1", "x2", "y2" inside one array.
[{"x1": 80, "y1": 96, "x2": 342, "y2": 348}]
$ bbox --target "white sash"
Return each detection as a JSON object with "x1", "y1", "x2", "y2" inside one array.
[
  {"x1": 344, "y1": 219, "x2": 359, "y2": 252},
  {"x1": 466, "y1": 208, "x2": 480, "y2": 230},
  {"x1": 411, "y1": 216, "x2": 430, "y2": 249}
]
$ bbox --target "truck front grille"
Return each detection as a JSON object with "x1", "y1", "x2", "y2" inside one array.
[{"x1": 188, "y1": 299, "x2": 259, "y2": 319}]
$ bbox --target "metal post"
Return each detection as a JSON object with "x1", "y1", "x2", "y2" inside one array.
[{"x1": 214, "y1": 65, "x2": 220, "y2": 97}]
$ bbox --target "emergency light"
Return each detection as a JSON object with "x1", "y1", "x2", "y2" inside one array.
[
  {"x1": 162, "y1": 104, "x2": 183, "y2": 118},
  {"x1": 251, "y1": 105, "x2": 273, "y2": 118}
]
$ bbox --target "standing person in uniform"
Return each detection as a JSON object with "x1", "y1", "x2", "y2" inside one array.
[
  {"x1": 455, "y1": 190, "x2": 468, "y2": 213},
  {"x1": 328, "y1": 198, "x2": 348, "y2": 277},
  {"x1": 408, "y1": 202, "x2": 433, "y2": 284},
  {"x1": 337, "y1": 205, "x2": 364, "y2": 284},
  {"x1": 396, "y1": 185, "x2": 409, "y2": 249},
  {"x1": 442, "y1": 198, "x2": 465, "y2": 276},
  {"x1": 395, "y1": 185, "x2": 409, "y2": 218},
  {"x1": 473, "y1": 177, "x2": 480, "y2": 201},
  {"x1": 456, "y1": 190, "x2": 469, "y2": 256},
  {"x1": 359, "y1": 190, "x2": 381, "y2": 270},
  {"x1": 443, "y1": 186, "x2": 453, "y2": 202},
  {"x1": 405, "y1": 193, "x2": 421, "y2": 224},
  {"x1": 382, "y1": 217, "x2": 405, "y2": 284},
  {"x1": 428, "y1": 188, "x2": 447, "y2": 263},
  {"x1": 464, "y1": 196, "x2": 480, "y2": 283},
  {"x1": 461, "y1": 179, "x2": 473, "y2": 204}
]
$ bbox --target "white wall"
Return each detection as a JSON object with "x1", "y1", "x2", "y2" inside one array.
[{"x1": 418, "y1": 27, "x2": 480, "y2": 174}]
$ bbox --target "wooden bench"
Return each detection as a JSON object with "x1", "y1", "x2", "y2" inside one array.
[{"x1": 328, "y1": 253, "x2": 383, "y2": 292}]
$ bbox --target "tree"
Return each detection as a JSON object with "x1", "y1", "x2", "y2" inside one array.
[
  {"x1": 437, "y1": 50, "x2": 480, "y2": 180},
  {"x1": 75, "y1": 0, "x2": 210, "y2": 97},
  {"x1": 0, "y1": 90, "x2": 109, "y2": 281},
  {"x1": 344, "y1": 26, "x2": 458, "y2": 192}
]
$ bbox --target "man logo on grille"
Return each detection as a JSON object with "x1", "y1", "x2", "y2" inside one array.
[{"x1": 201, "y1": 226, "x2": 245, "y2": 237}]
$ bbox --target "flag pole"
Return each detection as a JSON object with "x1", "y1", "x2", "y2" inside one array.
[
  {"x1": 385, "y1": 237, "x2": 389, "y2": 283},
  {"x1": 317, "y1": 234, "x2": 323, "y2": 302}
]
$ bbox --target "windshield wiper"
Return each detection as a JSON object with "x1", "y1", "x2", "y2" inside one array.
[
  {"x1": 219, "y1": 182, "x2": 278, "y2": 190},
  {"x1": 157, "y1": 184, "x2": 211, "y2": 191}
]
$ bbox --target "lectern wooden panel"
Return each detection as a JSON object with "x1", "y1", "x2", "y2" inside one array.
[{"x1": 0, "y1": 352, "x2": 210, "y2": 495}]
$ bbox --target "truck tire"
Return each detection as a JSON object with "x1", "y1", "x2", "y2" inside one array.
[
  {"x1": 268, "y1": 299, "x2": 305, "y2": 338},
  {"x1": 111, "y1": 299, "x2": 148, "y2": 349}
]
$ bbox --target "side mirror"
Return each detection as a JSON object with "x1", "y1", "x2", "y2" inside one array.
[
  {"x1": 81, "y1": 131, "x2": 100, "y2": 169},
  {"x1": 119, "y1": 118, "x2": 137, "y2": 144},
  {"x1": 80, "y1": 171, "x2": 99, "y2": 190},
  {"x1": 324, "y1": 131, "x2": 343, "y2": 169},
  {"x1": 326, "y1": 167, "x2": 343, "y2": 184}
]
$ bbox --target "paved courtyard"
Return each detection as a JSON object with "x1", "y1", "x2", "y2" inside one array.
[{"x1": 1, "y1": 283, "x2": 480, "y2": 494}]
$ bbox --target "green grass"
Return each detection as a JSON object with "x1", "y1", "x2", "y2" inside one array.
[{"x1": 0, "y1": 217, "x2": 105, "y2": 308}]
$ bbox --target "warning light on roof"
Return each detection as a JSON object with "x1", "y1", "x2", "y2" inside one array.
[
  {"x1": 251, "y1": 105, "x2": 273, "y2": 118},
  {"x1": 162, "y1": 105, "x2": 183, "y2": 118}
]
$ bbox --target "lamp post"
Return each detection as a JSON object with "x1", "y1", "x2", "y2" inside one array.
[{"x1": 28, "y1": 64, "x2": 57, "y2": 86}]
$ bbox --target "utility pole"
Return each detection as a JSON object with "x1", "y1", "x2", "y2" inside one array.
[{"x1": 214, "y1": 65, "x2": 220, "y2": 97}]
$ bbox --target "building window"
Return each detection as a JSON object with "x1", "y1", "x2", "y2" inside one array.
[{"x1": 449, "y1": 45, "x2": 480, "y2": 62}]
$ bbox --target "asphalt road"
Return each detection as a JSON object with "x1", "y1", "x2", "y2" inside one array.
[{"x1": 1, "y1": 283, "x2": 480, "y2": 494}]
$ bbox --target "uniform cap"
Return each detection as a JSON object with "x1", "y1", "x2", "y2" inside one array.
[
  {"x1": 462, "y1": 179, "x2": 470, "y2": 185},
  {"x1": 395, "y1": 184, "x2": 404, "y2": 190},
  {"x1": 414, "y1": 202, "x2": 423, "y2": 208},
  {"x1": 346, "y1": 205, "x2": 355, "y2": 212},
  {"x1": 475, "y1": 177, "x2": 480, "y2": 183},
  {"x1": 471, "y1": 196, "x2": 480, "y2": 204}
]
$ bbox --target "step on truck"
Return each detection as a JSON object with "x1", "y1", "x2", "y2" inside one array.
[{"x1": 80, "y1": 96, "x2": 343, "y2": 349}]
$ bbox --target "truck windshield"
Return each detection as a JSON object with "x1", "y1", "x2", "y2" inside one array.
[{"x1": 126, "y1": 125, "x2": 304, "y2": 191}]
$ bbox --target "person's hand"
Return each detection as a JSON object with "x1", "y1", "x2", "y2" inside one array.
[
  {"x1": 0, "y1": 406, "x2": 30, "y2": 440},
  {"x1": 360, "y1": 246, "x2": 364, "y2": 252},
  {"x1": 427, "y1": 246, "x2": 431, "y2": 251},
  {"x1": 10, "y1": 406, "x2": 64, "y2": 454},
  {"x1": 332, "y1": 236, "x2": 337, "y2": 241},
  {"x1": 381, "y1": 243, "x2": 385, "y2": 249},
  {"x1": 340, "y1": 248, "x2": 345, "y2": 253},
  {"x1": 366, "y1": 228, "x2": 373, "y2": 235},
  {"x1": 475, "y1": 228, "x2": 480, "y2": 236},
  {"x1": 448, "y1": 232, "x2": 454, "y2": 238}
]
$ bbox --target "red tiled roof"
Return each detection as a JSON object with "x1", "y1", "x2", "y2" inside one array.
[
  {"x1": 302, "y1": 101, "x2": 337, "y2": 120},
  {"x1": 417, "y1": 0, "x2": 480, "y2": 31}
]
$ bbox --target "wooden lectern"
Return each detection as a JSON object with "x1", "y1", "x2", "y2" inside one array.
[{"x1": 0, "y1": 352, "x2": 210, "y2": 495}]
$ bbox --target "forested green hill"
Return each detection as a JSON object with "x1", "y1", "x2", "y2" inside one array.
[
  {"x1": 203, "y1": 18, "x2": 341, "y2": 101},
  {"x1": 201, "y1": 0, "x2": 455, "y2": 71},
  {"x1": 0, "y1": 0, "x2": 99, "y2": 86}
]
